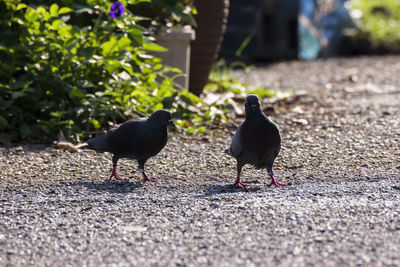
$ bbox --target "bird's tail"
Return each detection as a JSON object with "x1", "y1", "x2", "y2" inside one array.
[{"x1": 87, "y1": 135, "x2": 109, "y2": 152}]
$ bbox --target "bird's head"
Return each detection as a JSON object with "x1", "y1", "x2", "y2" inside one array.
[
  {"x1": 149, "y1": 110, "x2": 175, "y2": 127},
  {"x1": 244, "y1": 94, "x2": 261, "y2": 115}
]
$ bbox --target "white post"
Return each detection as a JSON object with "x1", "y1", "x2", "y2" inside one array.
[{"x1": 154, "y1": 26, "x2": 196, "y2": 89}]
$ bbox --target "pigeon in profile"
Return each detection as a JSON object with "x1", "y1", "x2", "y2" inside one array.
[
  {"x1": 226, "y1": 95, "x2": 285, "y2": 188},
  {"x1": 87, "y1": 110, "x2": 175, "y2": 182}
]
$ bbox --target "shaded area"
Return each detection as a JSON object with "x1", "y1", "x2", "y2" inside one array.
[
  {"x1": 204, "y1": 184, "x2": 262, "y2": 196},
  {"x1": 70, "y1": 180, "x2": 143, "y2": 194}
]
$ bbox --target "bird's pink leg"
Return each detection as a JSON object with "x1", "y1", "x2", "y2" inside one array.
[
  {"x1": 141, "y1": 176, "x2": 156, "y2": 182},
  {"x1": 234, "y1": 170, "x2": 248, "y2": 188},
  {"x1": 109, "y1": 168, "x2": 122, "y2": 181},
  {"x1": 268, "y1": 175, "x2": 285, "y2": 186},
  {"x1": 139, "y1": 168, "x2": 156, "y2": 182}
]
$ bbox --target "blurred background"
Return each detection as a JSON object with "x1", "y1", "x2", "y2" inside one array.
[{"x1": 219, "y1": 0, "x2": 400, "y2": 62}]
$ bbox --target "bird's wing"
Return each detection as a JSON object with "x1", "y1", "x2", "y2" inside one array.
[
  {"x1": 106, "y1": 120, "x2": 142, "y2": 154},
  {"x1": 87, "y1": 128, "x2": 117, "y2": 152},
  {"x1": 273, "y1": 143, "x2": 281, "y2": 159},
  {"x1": 227, "y1": 124, "x2": 244, "y2": 158}
]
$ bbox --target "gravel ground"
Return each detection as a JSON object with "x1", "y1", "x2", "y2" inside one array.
[{"x1": 1, "y1": 55, "x2": 400, "y2": 266}]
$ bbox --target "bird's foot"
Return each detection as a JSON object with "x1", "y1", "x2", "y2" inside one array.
[
  {"x1": 268, "y1": 175, "x2": 285, "y2": 187},
  {"x1": 109, "y1": 168, "x2": 122, "y2": 181},
  {"x1": 234, "y1": 181, "x2": 248, "y2": 188},
  {"x1": 141, "y1": 177, "x2": 156, "y2": 182}
]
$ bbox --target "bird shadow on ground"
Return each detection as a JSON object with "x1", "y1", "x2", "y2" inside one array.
[
  {"x1": 204, "y1": 182, "x2": 262, "y2": 196},
  {"x1": 70, "y1": 180, "x2": 143, "y2": 193}
]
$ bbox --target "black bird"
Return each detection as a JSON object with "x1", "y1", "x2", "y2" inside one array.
[
  {"x1": 226, "y1": 95, "x2": 285, "y2": 188},
  {"x1": 87, "y1": 110, "x2": 175, "y2": 182}
]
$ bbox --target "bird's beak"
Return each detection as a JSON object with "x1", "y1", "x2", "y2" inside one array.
[{"x1": 168, "y1": 119, "x2": 176, "y2": 128}]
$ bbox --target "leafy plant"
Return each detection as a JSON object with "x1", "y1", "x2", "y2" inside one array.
[
  {"x1": 351, "y1": 0, "x2": 400, "y2": 50},
  {"x1": 129, "y1": 0, "x2": 196, "y2": 32},
  {"x1": 0, "y1": 0, "x2": 203, "y2": 144},
  {"x1": 0, "y1": 0, "x2": 275, "y2": 145},
  {"x1": 205, "y1": 59, "x2": 276, "y2": 98}
]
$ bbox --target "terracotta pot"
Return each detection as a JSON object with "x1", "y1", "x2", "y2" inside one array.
[{"x1": 189, "y1": 0, "x2": 230, "y2": 96}]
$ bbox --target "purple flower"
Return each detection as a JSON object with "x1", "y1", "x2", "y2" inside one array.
[{"x1": 109, "y1": 1, "x2": 125, "y2": 18}]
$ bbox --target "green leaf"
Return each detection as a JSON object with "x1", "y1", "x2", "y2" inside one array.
[
  {"x1": 36, "y1": 7, "x2": 46, "y2": 14},
  {"x1": 0, "y1": 133, "x2": 11, "y2": 145},
  {"x1": 118, "y1": 36, "x2": 131, "y2": 49},
  {"x1": 104, "y1": 60, "x2": 121, "y2": 73},
  {"x1": 155, "y1": 103, "x2": 163, "y2": 110},
  {"x1": 248, "y1": 87, "x2": 275, "y2": 98},
  {"x1": 179, "y1": 90, "x2": 202, "y2": 105},
  {"x1": 170, "y1": 67, "x2": 182, "y2": 73},
  {"x1": 36, "y1": 7, "x2": 51, "y2": 21},
  {"x1": 91, "y1": 119, "x2": 100, "y2": 129},
  {"x1": 52, "y1": 19, "x2": 62, "y2": 30},
  {"x1": 58, "y1": 7, "x2": 73, "y2": 15},
  {"x1": 102, "y1": 38, "x2": 118, "y2": 55},
  {"x1": 142, "y1": 40, "x2": 167, "y2": 52},
  {"x1": 50, "y1": 111, "x2": 62, "y2": 118},
  {"x1": 121, "y1": 63, "x2": 134, "y2": 75},
  {"x1": 69, "y1": 87, "x2": 83, "y2": 99},
  {"x1": 186, "y1": 127, "x2": 196, "y2": 134},
  {"x1": 58, "y1": 25, "x2": 73, "y2": 39},
  {"x1": 128, "y1": 27, "x2": 143, "y2": 46},
  {"x1": 196, "y1": 126, "x2": 206, "y2": 133},
  {"x1": 25, "y1": 7, "x2": 39, "y2": 22},
  {"x1": 50, "y1": 3, "x2": 59, "y2": 17},
  {"x1": 16, "y1": 3, "x2": 27, "y2": 11}
]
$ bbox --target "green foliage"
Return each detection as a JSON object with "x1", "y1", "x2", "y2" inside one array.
[
  {"x1": 0, "y1": 0, "x2": 204, "y2": 144},
  {"x1": 352, "y1": 0, "x2": 400, "y2": 50},
  {"x1": 205, "y1": 59, "x2": 276, "y2": 98},
  {"x1": 0, "y1": 0, "x2": 274, "y2": 144},
  {"x1": 149, "y1": 0, "x2": 196, "y2": 28},
  {"x1": 129, "y1": 0, "x2": 196, "y2": 32}
]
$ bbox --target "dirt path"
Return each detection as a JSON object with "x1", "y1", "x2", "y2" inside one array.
[{"x1": 1, "y1": 55, "x2": 399, "y2": 266}]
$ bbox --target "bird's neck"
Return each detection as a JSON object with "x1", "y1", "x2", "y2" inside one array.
[
  {"x1": 142, "y1": 120, "x2": 166, "y2": 134},
  {"x1": 245, "y1": 110, "x2": 264, "y2": 121}
]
